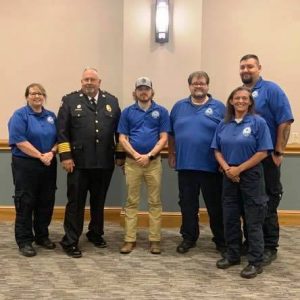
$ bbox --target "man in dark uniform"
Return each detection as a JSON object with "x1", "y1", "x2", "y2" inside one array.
[{"x1": 57, "y1": 68, "x2": 121, "y2": 258}]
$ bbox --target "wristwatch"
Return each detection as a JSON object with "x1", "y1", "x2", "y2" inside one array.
[
  {"x1": 274, "y1": 150, "x2": 284, "y2": 157},
  {"x1": 147, "y1": 153, "x2": 155, "y2": 160}
]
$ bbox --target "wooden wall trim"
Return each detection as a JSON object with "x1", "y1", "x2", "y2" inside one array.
[
  {"x1": 1, "y1": 139, "x2": 300, "y2": 154},
  {"x1": 1, "y1": 206, "x2": 300, "y2": 226}
]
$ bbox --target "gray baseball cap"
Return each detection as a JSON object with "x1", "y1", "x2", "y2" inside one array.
[{"x1": 135, "y1": 77, "x2": 152, "y2": 88}]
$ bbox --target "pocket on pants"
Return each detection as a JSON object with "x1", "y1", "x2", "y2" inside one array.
[{"x1": 13, "y1": 190, "x2": 24, "y2": 212}]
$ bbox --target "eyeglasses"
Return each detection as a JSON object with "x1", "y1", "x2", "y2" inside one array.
[
  {"x1": 190, "y1": 82, "x2": 207, "y2": 87},
  {"x1": 29, "y1": 92, "x2": 45, "y2": 97},
  {"x1": 82, "y1": 78, "x2": 98, "y2": 83}
]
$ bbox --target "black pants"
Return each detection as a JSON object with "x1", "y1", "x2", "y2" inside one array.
[
  {"x1": 61, "y1": 168, "x2": 114, "y2": 247},
  {"x1": 262, "y1": 155, "x2": 282, "y2": 251},
  {"x1": 243, "y1": 155, "x2": 282, "y2": 252},
  {"x1": 223, "y1": 164, "x2": 267, "y2": 265},
  {"x1": 11, "y1": 156, "x2": 57, "y2": 247},
  {"x1": 178, "y1": 170, "x2": 225, "y2": 248}
]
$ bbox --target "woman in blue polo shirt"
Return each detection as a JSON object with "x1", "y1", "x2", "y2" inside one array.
[
  {"x1": 211, "y1": 86, "x2": 273, "y2": 279},
  {"x1": 8, "y1": 83, "x2": 57, "y2": 257}
]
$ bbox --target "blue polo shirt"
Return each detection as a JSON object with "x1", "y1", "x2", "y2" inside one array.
[
  {"x1": 252, "y1": 77, "x2": 294, "y2": 146},
  {"x1": 170, "y1": 96, "x2": 225, "y2": 172},
  {"x1": 211, "y1": 114, "x2": 273, "y2": 165},
  {"x1": 117, "y1": 101, "x2": 170, "y2": 154},
  {"x1": 8, "y1": 105, "x2": 57, "y2": 158}
]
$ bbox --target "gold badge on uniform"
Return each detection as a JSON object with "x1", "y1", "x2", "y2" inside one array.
[{"x1": 106, "y1": 104, "x2": 112, "y2": 112}]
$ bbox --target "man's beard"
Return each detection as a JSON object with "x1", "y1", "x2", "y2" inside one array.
[
  {"x1": 192, "y1": 92, "x2": 206, "y2": 100},
  {"x1": 84, "y1": 87, "x2": 96, "y2": 96},
  {"x1": 241, "y1": 75, "x2": 253, "y2": 85}
]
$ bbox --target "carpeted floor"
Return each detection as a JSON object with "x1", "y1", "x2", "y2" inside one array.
[{"x1": 0, "y1": 221, "x2": 299, "y2": 300}]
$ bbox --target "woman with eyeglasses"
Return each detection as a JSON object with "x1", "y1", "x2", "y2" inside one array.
[
  {"x1": 211, "y1": 86, "x2": 273, "y2": 279},
  {"x1": 8, "y1": 83, "x2": 57, "y2": 257}
]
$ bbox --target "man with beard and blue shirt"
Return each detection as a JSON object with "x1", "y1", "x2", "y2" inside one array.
[
  {"x1": 239, "y1": 54, "x2": 294, "y2": 265},
  {"x1": 168, "y1": 71, "x2": 226, "y2": 255}
]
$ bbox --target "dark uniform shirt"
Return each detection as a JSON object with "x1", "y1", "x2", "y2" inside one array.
[{"x1": 57, "y1": 90, "x2": 121, "y2": 169}]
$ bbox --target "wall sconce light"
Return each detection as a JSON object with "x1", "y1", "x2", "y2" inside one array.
[{"x1": 155, "y1": 0, "x2": 169, "y2": 43}]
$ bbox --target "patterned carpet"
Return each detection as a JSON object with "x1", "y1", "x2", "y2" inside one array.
[{"x1": 0, "y1": 221, "x2": 299, "y2": 300}]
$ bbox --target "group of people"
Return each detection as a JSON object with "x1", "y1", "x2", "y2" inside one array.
[{"x1": 8, "y1": 54, "x2": 293, "y2": 280}]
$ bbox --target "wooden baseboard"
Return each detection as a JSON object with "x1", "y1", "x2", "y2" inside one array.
[{"x1": 1, "y1": 206, "x2": 300, "y2": 226}]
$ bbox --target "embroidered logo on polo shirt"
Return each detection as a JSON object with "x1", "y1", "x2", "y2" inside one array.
[
  {"x1": 47, "y1": 116, "x2": 54, "y2": 124},
  {"x1": 205, "y1": 108, "x2": 213, "y2": 116},
  {"x1": 252, "y1": 90, "x2": 258, "y2": 98},
  {"x1": 243, "y1": 127, "x2": 251, "y2": 137},
  {"x1": 151, "y1": 110, "x2": 160, "y2": 119}
]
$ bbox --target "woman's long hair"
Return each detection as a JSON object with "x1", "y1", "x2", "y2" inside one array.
[{"x1": 224, "y1": 86, "x2": 255, "y2": 122}]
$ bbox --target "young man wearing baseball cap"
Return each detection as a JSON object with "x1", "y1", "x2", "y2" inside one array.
[{"x1": 118, "y1": 77, "x2": 170, "y2": 254}]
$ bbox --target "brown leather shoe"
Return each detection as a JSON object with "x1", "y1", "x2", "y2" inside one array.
[
  {"x1": 120, "y1": 242, "x2": 136, "y2": 254},
  {"x1": 150, "y1": 241, "x2": 161, "y2": 254}
]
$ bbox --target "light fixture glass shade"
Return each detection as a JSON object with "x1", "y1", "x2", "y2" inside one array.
[{"x1": 155, "y1": 0, "x2": 169, "y2": 43}]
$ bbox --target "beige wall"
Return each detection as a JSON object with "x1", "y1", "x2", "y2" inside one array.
[
  {"x1": 1, "y1": 0, "x2": 299, "y2": 141},
  {"x1": 122, "y1": 0, "x2": 203, "y2": 109},
  {"x1": 202, "y1": 0, "x2": 300, "y2": 140},
  {"x1": 0, "y1": 0, "x2": 123, "y2": 138}
]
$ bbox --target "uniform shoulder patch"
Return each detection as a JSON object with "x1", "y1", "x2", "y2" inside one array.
[
  {"x1": 64, "y1": 90, "x2": 80, "y2": 97},
  {"x1": 102, "y1": 90, "x2": 117, "y2": 100}
]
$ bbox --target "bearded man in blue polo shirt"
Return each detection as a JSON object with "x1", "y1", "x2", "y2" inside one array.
[
  {"x1": 168, "y1": 71, "x2": 226, "y2": 255},
  {"x1": 239, "y1": 54, "x2": 294, "y2": 265},
  {"x1": 118, "y1": 77, "x2": 170, "y2": 255}
]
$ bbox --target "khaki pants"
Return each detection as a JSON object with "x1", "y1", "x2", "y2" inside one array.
[{"x1": 124, "y1": 157, "x2": 162, "y2": 242}]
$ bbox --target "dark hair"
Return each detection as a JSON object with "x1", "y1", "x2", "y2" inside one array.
[
  {"x1": 240, "y1": 54, "x2": 260, "y2": 64},
  {"x1": 188, "y1": 71, "x2": 210, "y2": 85},
  {"x1": 224, "y1": 86, "x2": 255, "y2": 122},
  {"x1": 25, "y1": 83, "x2": 47, "y2": 98}
]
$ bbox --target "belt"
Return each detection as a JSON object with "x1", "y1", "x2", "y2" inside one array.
[{"x1": 126, "y1": 153, "x2": 158, "y2": 160}]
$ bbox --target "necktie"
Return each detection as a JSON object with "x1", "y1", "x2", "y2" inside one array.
[{"x1": 91, "y1": 98, "x2": 97, "y2": 109}]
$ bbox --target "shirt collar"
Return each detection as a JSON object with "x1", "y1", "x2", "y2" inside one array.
[
  {"x1": 26, "y1": 104, "x2": 48, "y2": 116},
  {"x1": 188, "y1": 94, "x2": 212, "y2": 105},
  {"x1": 252, "y1": 77, "x2": 263, "y2": 90},
  {"x1": 230, "y1": 113, "x2": 252, "y2": 124},
  {"x1": 134, "y1": 100, "x2": 157, "y2": 111},
  {"x1": 88, "y1": 91, "x2": 100, "y2": 103}
]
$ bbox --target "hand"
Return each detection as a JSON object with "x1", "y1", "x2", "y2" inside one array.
[
  {"x1": 272, "y1": 153, "x2": 283, "y2": 167},
  {"x1": 40, "y1": 152, "x2": 54, "y2": 166},
  {"x1": 61, "y1": 159, "x2": 75, "y2": 173},
  {"x1": 115, "y1": 158, "x2": 125, "y2": 174},
  {"x1": 135, "y1": 154, "x2": 150, "y2": 167},
  {"x1": 115, "y1": 159, "x2": 125, "y2": 167},
  {"x1": 168, "y1": 153, "x2": 176, "y2": 169},
  {"x1": 225, "y1": 166, "x2": 241, "y2": 180},
  {"x1": 231, "y1": 176, "x2": 240, "y2": 183}
]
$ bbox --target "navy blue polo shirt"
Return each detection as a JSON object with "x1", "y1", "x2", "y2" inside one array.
[
  {"x1": 252, "y1": 77, "x2": 294, "y2": 146},
  {"x1": 8, "y1": 105, "x2": 57, "y2": 158},
  {"x1": 170, "y1": 96, "x2": 225, "y2": 172},
  {"x1": 211, "y1": 114, "x2": 273, "y2": 165},
  {"x1": 117, "y1": 101, "x2": 170, "y2": 154}
]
